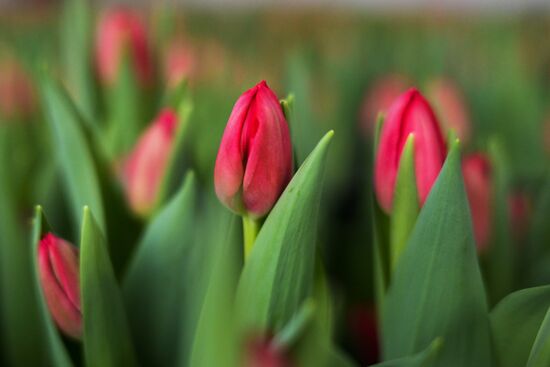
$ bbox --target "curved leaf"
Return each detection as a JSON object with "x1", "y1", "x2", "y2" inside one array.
[
  {"x1": 235, "y1": 130, "x2": 334, "y2": 333},
  {"x1": 81, "y1": 207, "x2": 136, "y2": 367},
  {"x1": 371, "y1": 339, "x2": 442, "y2": 367},
  {"x1": 491, "y1": 285, "x2": 550, "y2": 367},
  {"x1": 526, "y1": 307, "x2": 550, "y2": 367},
  {"x1": 382, "y1": 141, "x2": 493, "y2": 366}
]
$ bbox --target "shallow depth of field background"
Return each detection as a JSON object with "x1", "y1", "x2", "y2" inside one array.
[{"x1": 1, "y1": 1, "x2": 550, "y2": 365}]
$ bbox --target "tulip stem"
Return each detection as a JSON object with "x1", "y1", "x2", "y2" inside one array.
[{"x1": 242, "y1": 216, "x2": 261, "y2": 261}]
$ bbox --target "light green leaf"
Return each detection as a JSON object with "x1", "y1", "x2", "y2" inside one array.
[
  {"x1": 526, "y1": 307, "x2": 550, "y2": 367},
  {"x1": 29, "y1": 206, "x2": 73, "y2": 367},
  {"x1": 60, "y1": 0, "x2": 97, "y2": 123},
  {"x1": 123, "y1": 172, "x2": 198, "y2": 366},
  {"x1": 189, "y1": 213, "x2": 241, "y2": 367},
  {"x1": 0, "y1": 129, "x2": 57, "y2": 366},
  {"x1": 389, "y1": 134, "x2": 418, "y2": 271},
  {"x1": 372, "y1": 338, "x2": 443, "y2": 367},
  {"x1": 81, "y1": 207, "x2": 136, "y2": 367},
  {"x1": 41, "y1": 75, "x2": 105, "y2": 232},
  {"x1": 491, "y1": 285, "x2": 550, "y2": 367},
  {"x1": 382, "y1": 141, "x2": 493, "y2": 366},
  {"x1": 235, "y1": 130, "x2": 334, "y2": 333}
]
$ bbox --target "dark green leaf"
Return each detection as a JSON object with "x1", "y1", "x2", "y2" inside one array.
[
  {"x1": 235, "y1": 130, "x2": 334, "y2": 333},
  {"x1": 80, "y1": 207, "x2": 136, "y2": 367},
  {"x1": 123, "y1": 172, "x2": 198, "y2": 366},
  {"x1": 491, "y1": 285, "x2": 550, "y2": 367},
  {"x1": 371, "y1": 339, "x2": 442, "y2": 367},
  {"x1": 41, "y1": 75, "x2": 105, "y2": 232},
  {"x1": 526, "y1": 307, "x2": 550, "y2": 367},
  {"x1": 382, "y1": 141, "x2": 493, "y2": 366}
]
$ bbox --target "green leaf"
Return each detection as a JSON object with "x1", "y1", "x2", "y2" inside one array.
[
  {"x1": 60, "y1": 0, "x2": 97, "y2": 123},
  {"x1": 371, "y1": 338, "x2": 443, "y2": 367},
  {"x1": 526, "y1": 307, "x2": 550, "y2": 367},
  {"x1": 235, "y1": 130, "x2": 334, "y2": 333},
  {"x1": 41, "y1": 75, "x2": 105, "y2": 232},
  {"x1": 80, "y1": 207, "x2": 136, "y2": 367},
  {"x1": 154, "y1": 86, "x2": 194, "y2": 210},
  {"x1": 105, "y1": 50, "x2": 146, "y2": 159},
  {"x1": 189, "y1": 213, "x2": 241, "y2": 367},
  {"x1": 123, "y1": 172, "x2": 198, "y2": 366},
  {"x1": 389, "y1": 134, "x2": 418, "y2": 271},
  {"x1": 491, "y1": 285, "x2": 550, "y2": 367},
  {"x1": 0, "y1": 129, "x2": 57, "y2": 366},
  {"x1": 484, "y1": 139, "x2": 516, "y2": 305},
  {"x1": 29, "y1": 206, "x2": 73, "y2": 367},
  {"x1": 382, "y1": 141, "x2": 493, "y2": 366},
  {"x1": 373, "y1": 194, "x2": 390, "y2": 314}
]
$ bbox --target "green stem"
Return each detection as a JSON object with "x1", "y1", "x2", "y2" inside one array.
[{"x1": 242, "y1": 216, "x2": 261, "y2": 261}]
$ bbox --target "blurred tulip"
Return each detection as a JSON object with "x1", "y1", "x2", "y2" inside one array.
[
  {"x1": 0, "y1": 58, "x2": 35, "y2": 121},
  {"x1": 123, "y1": 109, "x2": 178, "y2": 216},
  {"x1": 462, "y1": 153, "x2": 492, "y2": 253},
  {"x1": 95, "y1": 8, "x2": 153, "y2": 86},
  {"x1": 359, "y1": 74, "x2": 409, "y2": 137},
  {"x1": 38, "y1": 233, "x2": 81, "y2": 339},
  {"x1": 349, "y1": 305, "x2": 379, "y2": 365},
  {"x1": 508, "y1": 191, "x2": 532, "y2": 242},
  {"x1": 214, "y1": 81, "x2": 293, "y2": 218},
  {"x1": 374, "y1": 88, "x2": 447, "y2": 213},
  {"x1": 246, "y1": 337, "x2": 291, "y2": 367},
  {"x1": 426, "y1": 77, "x2": 471, "y2": 143},
  {"x1": 163, "y1": 39, "x2": 197, "y2": 88}
]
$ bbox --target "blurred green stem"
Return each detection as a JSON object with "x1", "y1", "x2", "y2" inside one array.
[{"x1": 242, "y1": 216, "x2": 261, "y2": 261}]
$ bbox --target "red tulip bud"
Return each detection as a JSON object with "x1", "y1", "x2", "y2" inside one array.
[
  {"x1": 374, "y1": 88, "x2": 447, "y2": 213},
  {"x1": 246, "y1": 337, "x2": 292, "y2": 367},
  {"x1": 95, "y1": 8, "x2": 153, "y2": 86},
  {"x1": 214, "y1": 81, "x2": 293, "y2": 218},
  {"x1": 123, "y1": 109, "x2": 178, "y2": 216},
  {"x1": 462, "y1": 153, "x2": 492, "y2": 253},
  {"x1": 359, "y1": 74, "x2": 409, "y2": 137},
  {"x1": 38, "y1": 233, "x2": 81, "y2": 339},
  {"x1": 427, "y1": 77, "x2": 471, "y2": 143}
]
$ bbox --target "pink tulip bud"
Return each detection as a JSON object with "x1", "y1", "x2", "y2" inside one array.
[
  {"x1": 163, "y1": 39, "x2": 197, "y2": 88},
  {"x1": 123, "y1": 109, "x2": 178, "y2": 216},
  {"x1": 38, "y1": 233, "x2": 81, "y2": 339},
  {"x1": 245, "y1": 337, "x2": 292, "y2": 367},
  {"x1": 359, "y1": 74, "x2": 409, "y2": 137},
  {"x1": 462, "y1": 153, "x2": 492, "y2": 253},
  {"x1": 214, "y1": 81, "x2": 293, "y2": 218},
  {"x1": 374, "y1": 88, "x2": 447, "y2": 213},
  {"x1": 426, "y1": 77, "x2": 471, "y2": 143},
  {"x1": 95, "y1": 8, "x2": 153, "y2": 86}
]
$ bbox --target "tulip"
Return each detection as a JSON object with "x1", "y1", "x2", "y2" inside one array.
[
  {"x1": 426, "y1": 77, "x2": 471, "y2": 143},
  {"x1": 123, "y1": 109, "x2": 178, "y2": 216},
  {"x1": 95, "y1": 8, "x2": 153, "y2": 86},
  {"x1": 462, "y1": 153, "x2": 492, "y2": 253},
  {"x1": 245, "y1": 337, "x2": 291, "y2": 367},
  {"x1": 374, "y1": 88, "x2": 447, "y2": 213},
  {"x1": 214, "y1": 81, "x2": 293, "y2": 219},
  {"x1": 163, "y1": 39, "x2": 196, "y2": 88},
  {"x1": 359, "y1": 74, "x2": 409, "y2": 137},
  {"x1": 38, "y1": 233, "x2": 81, "y2": 339}
]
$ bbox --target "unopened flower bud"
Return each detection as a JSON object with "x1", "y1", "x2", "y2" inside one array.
[
  {"x1": 123, "y1": 109, "x2": 178, "y2": 216},
  {"x1": 214, "y1": 81, "x2": 293, "y2": 218},
  {"x1": 38, "y1": 233, "x2": 81, "y2": 339},
  {"x1": 374, "y1": 88, "x2": 447, "y2": 213},
  {"x1": 95, "y1": 8, "x2": 153, "y2": 86}
]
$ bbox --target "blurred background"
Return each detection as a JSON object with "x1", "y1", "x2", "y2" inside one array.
[{"x1": 1, "y1": 1, "x2": 550, "y2": 365}]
